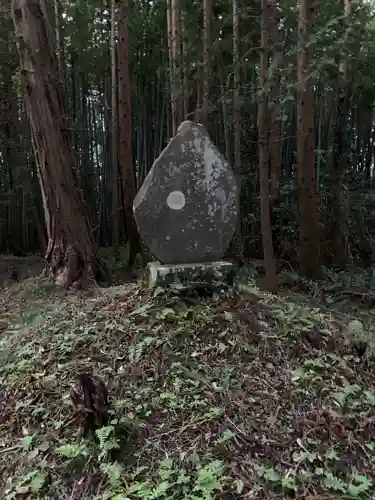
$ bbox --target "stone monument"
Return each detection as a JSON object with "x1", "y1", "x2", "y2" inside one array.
[{"x1": 133, "y1": 121, "x2": 238, "y2": 289}]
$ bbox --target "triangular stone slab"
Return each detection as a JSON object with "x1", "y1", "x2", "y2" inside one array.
[{"x1": 133, "y1": 121, "x2": 238, "y2": 264}]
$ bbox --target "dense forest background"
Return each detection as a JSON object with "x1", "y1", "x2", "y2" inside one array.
[{"x1": 1, "y1": 0, "x2": 375, "y2": 286}]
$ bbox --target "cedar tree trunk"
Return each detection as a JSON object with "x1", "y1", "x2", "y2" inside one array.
[
  {"x1": 117, "y1": 0, "x2": 141, "y2": 263},
  {"x1": 296, "y1": 0, "x2": 321, "y2": 279},
  {"x1": 12, "y1": 0, "x2": 109, "y2": 288},
  {"x1": 258, "y1": 0, "x2": 278, "y2": 292}
]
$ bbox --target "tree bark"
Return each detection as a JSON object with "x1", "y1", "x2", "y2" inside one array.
[
  {"x1": 12, "y1": 0, "x2": 109, "y2": 288},
  {"x1": 117, "y1": 0, "x2": 140, "y2": 263},
  {"x1": 268, "y1": 0, "x2": 282, "y2": 203},
  {"x1": 181, "y1": 8, "x2": 189, "y2": 120},
  {"x1": 328, "y1": 0, "x2": 352, "y2": 266},
  {"x1": 111, "y1": 0, "x2": 119, "y2": 251},
  {"x1": 202, "y1": 0, "x2": 211, "y2": 127},
  {"x1": 233, "y1": 0, "x2": 240, "y2": 188},
  {"x1": 168, "y1": 0, "x2": 182, "y2": 134},
  {"x1": 53, "y1": 0, "x2": 64, "y2": 81},
  {"x1": 258, "y1": 0, "x2": 278, "y2": 293},
  {"x1": 231, "y1": 0, "x2": 243, "y2": 257},
  {"x1": 166, "y1": 0, "x2": 174, "y2": 134},
  {"x1": 296, "y1": 0, "x2": 321, "y2": 279}
]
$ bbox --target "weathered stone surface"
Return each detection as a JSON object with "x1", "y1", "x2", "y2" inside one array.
[
  {"x1": 147, "y1": 261, "x2": 235, "y2": 289},
  {"x1": 133, "y1": 121, "x2": 238, "y2": 264}
]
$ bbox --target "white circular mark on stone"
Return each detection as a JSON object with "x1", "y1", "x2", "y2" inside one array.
[{"x1": 166, "y1": 190, "x2": 186, "y2": 210}]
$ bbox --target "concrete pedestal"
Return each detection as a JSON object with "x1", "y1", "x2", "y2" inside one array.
[{"x1": 147, "y1": 261, "x2": 235, "y2": 290}]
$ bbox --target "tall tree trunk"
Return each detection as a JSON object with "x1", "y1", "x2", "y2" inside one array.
[
  {"x1": 12, "y1": 0, "x2": 109, "y2": 287},
  {"x1": 231, "y1": 0, "x2": 242, "y2": 256},
  {"x1": 118, "y1": 0, "x2": 140, "y2": 263},
  {"x1": 328, "y1": 0, "x2": 352, "y2": 266},
  {"x1": 181, "y1": 8, "x2": 189, "y2": 120},
  {"x1": 258, "y1": 0, "x2": 278, "y2": 292},
  {"x1": 172, "y1": 0, "x2": 182, "y2": 126},
  {"x1": 168, "y1": 0, "x2": 182, "y2": 134},
  {"x1": 166, "y1": 0, "x2": 175, "y2": 135},
  {"x1": 111, "y1": 0, "x2": 119, "y2": 251},
  {"x1": 296, "y1": 0, "x2": 321, "y2": 279},
  {"x1": 268, "y1": 0, "x2": 282, "y2": 203},
  {"x1": 220, "y1": 68, "x2": 230, "y2": 161},
  {"x1": 202, "y1": 0, "x2": 211, "y2": 127},
  {"x1": 53, "y1": 0, "x2": 63, "y2": 79},
  {"x1": 233, "y1": 0, "x2": 240, "y2": 186}
]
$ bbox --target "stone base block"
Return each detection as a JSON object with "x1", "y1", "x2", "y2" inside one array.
[{"x1": 147, "y1": 261, "x2": 235, "y2": 290}]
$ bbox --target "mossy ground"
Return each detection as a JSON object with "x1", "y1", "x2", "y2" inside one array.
[{"x1": 0, "y1": 257, "x2": 375, "y2": 499}]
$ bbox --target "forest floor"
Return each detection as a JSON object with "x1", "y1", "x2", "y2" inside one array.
[{"x1": 0, "y1": 257, "x2": 375, "y2": 499}]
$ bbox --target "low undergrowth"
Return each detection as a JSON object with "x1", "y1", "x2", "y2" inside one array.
[{"x1": 0, "y1": 273, "x2": 374, "y2": 499}]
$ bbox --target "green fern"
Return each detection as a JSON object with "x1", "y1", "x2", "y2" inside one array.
[{"x1": 100, "y1": 462, "x2": 123, "y2": 488}]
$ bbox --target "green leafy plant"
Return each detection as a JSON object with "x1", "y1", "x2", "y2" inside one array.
[
  {"x1": 5, "y1": 470, "x2": 46, "y2": 499},
  {"x1": 96, "y1": 425, "x2": 120, "y2": 460},
  {"x1": 56, "y1": 441, "x2": 89, "y2": 459}
]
